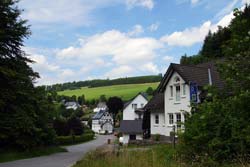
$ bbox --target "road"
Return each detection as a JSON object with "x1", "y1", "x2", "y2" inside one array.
[{"x1": 0, "y1": 135, "x2": 114, "y2": 167}]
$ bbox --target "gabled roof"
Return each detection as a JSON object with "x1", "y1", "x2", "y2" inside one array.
[
  {"x1": 120, "y1": 120, "x2": 143, "y2": 134},
  {"x1": 144, "y1": 93, "x2": 164, "y2": 113},
  {"x1": 157, "y1": 61, "x2": 224, "y2": 92},
  {"x1": 96, "y1": 102, "x2": 107, "y2": 108},
  {"x1": 123, "y1": 92, "x2": 148, "y2": 109},
  {"x1": 92, "y1": 110, "x2": 107, "y2": 120}
]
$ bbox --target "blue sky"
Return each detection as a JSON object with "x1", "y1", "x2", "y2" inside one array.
[{"x1": 18, "y1": 0, "x2": 249, "y2": 85}]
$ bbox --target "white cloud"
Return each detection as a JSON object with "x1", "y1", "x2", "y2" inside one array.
[
  {"x1": 128, "y1": 24, "x2": 144, "y2": 36},
  {"x1": 160, "y1": 21, "x2": 212, "y2": 47},
  {"x1": 141, "y1": 62, "x2": 159, "y2": 73},
  {"x1": 160, "y1": 7, "x2": 237, "y2": 47},
  {"x1": 242, "y1": 0, "x2": 250, "y2": 4},
  {"x1": 126, "y1": 0, "x2": 154, "y2": 10},
  {"x1": 163, "y1": 56, "x2": 174, "y2": 61},
  {"x1": 105, "y1": 65, "x2": 134, "y2": 78},
  {"x1": 57, "y1": 29, "x2": 163, "y2": 65},
  {"x1": 191, "y1": 0, "x2": 199, "y2": 5},
  {"x1": 215, "y1": 0, "x2": 239, "y2": 19},
  {"x1": 148, "y1": 23, "x2": 159, "y2": 32}
]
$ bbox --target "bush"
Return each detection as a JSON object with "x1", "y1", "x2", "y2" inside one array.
[
  {"x1": 56, "y1": 133, "x2": 94, "y2": 145},
  {"x1": 154, "y1": 134, "x2": 160, "y2": 141}
]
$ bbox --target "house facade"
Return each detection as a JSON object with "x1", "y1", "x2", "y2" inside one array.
[
  {"x1": 146, "y1": 62, "x2": 224, "y2": 137},
  {"x1": 93, "y1": 102, "x2": 107, "y2": 113},
  {"x1": 92, "y1": 109, "x2": 113, "y2": 134},
  {"x1": 120, "y1": 92, "x2": 148, "y2": 144}
]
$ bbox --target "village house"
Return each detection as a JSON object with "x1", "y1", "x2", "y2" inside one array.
[
  {"x1": 145, "y1": 62, "x2": 224, "y2": 137},
  {"x1": 93, "y1": 102, "x2": 107, "y2": 113},
  {"x1": 64, "y1": 101, "x2": 81, "y2": 110},
  {"x1": 120, "y1": 92, "x2": 148, "y2": 144},
  {"x1": 92, "y1": 109, "x2": 113, "y2": 134}
]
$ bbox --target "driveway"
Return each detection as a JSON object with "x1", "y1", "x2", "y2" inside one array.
[{"x1": 0, "y1": 135, "x2": 114, "y2": 167}]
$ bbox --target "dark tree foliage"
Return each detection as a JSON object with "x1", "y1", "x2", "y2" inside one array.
[
  {"x1": 67, "y1": 116, "x2": 84, "y2": 135},
  {"x1": 0, "y1": 0, "x2": 55, "y2": 150},
  {"x1": 146, "y1": 87, "x2": 154, "y2": 96},
  {"x1": 99, "y1": 94, "x2": 107, "y2": 102},
  {"x1": 179, "y1": 5, "x2": 250, "y2": 165},
  {"x1": 107, "y1": 97, "x2": 123, "y2": 128}
]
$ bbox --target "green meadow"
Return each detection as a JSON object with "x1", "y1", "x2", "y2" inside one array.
[{"x1": 57, "y1": 82, "x2": 159, "y2": 101}]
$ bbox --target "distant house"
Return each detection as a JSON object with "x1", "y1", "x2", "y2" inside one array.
[
  {"x1": 145, "y1": 62, "x2": 224, "y2": 137},
  {"x1": 120, "y1": 120, "x2": 143, "y2": 144},
  {"x1": 64, "y1": 101, "x2": 81, "y2": 110},
  {"x1": 120, "y1": 92, "x2": 148, "y2": 144},
  {"x1": 92, "y1": 109, "x2": 113, "y2": 134},
  {"x1": 93, "y1": 102, "x2": 107, "y2": 113}
]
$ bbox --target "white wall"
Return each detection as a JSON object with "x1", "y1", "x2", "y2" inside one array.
[
  {"x1": 164, "y1": 72, "x2": 191, "y2": 136},
  {"x1": 123, "y1": 94, "x2": 148, "y2": 120},
  {"x1": 150, "y1": 112, "x2": 167, "y2": 135},
  {"x1": 122, "y1": 134, "x2": 143, "y2": 144}
]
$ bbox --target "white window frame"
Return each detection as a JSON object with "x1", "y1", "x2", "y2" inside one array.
[
  {"x1": 182, "y1": 84, "x2": 186, "y2": 96},
  {"x1": 175, "y1": 85, "x2": 181, "y2": 101},
  {"x1": 132, "y1": 103, "x2": 137, "y2": 110},
  {"x1": 176, "y1": 113, "x2": 181, "y2": 129},
  {"x1": 170, "y1": 86, "x2": 173, "y2": 97}
]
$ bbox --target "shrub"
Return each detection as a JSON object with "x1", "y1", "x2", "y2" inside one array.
[
  {"x1": 56, "y1": 133, "x2": 94, "y2": 145},
  {"x1": 154, "y1": 134, "x2": 160, "y2": 141}
]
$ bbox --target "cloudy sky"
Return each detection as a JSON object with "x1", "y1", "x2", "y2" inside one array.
[{"x1": 19, "y1": 0, "x2": 249, "y2": 85}]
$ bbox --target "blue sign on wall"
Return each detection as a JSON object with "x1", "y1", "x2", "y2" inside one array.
[{"x1": 190, "y1": 82, "x2": 198, "y2": 103}]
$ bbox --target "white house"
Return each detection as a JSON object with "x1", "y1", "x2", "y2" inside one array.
[
  {"x1": 64, "y1": 101, "x2": 81, "y2": 110},
  {"x1": 145, "y1": 62, "x2": 224, "y2": 137},
  {"x1": 93, "y1": 102, "x2": 107, "y2": 113},
  {"x1": 120, "y1": 92, "x2": 148, "y2": 144},
  {"x1": 92, "y1": 109, "x2": 113, "y2": 134},
  {"x1": 123, "y1": 92, "x2": 148, "y2": 120}
]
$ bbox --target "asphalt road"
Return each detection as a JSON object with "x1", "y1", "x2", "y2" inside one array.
[{"x1": 0, "y1": 135, "x2": 114, "y2": 167}]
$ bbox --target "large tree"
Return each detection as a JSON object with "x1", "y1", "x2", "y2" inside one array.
[
  {"x1": 0, "y1": 0, "x2": 55, "y2": 149},
  {"x1": 106, "y1": 97, "x2": 123, "y2": 128}
]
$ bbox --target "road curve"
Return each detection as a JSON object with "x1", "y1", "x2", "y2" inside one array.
[{"x1": 0, "y1": 135, "x2": 114, "y2": 167}]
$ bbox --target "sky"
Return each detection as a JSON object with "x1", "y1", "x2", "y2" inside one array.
[{"x1": 18, "y1": 0, "x2": 250, "y2": 85}]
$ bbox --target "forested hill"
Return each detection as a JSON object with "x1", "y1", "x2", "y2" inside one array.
[{"x1": 47, "y1": 74, "x2": 162, "y2": 91}]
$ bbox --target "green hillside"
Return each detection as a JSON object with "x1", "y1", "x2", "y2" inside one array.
[{"x1": 57, "y1": 82, "x2": 159, "y2": 101}]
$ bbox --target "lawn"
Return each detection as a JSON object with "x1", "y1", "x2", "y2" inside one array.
[
  {"x1": 0, "y1": 146, "x2": 67, "y2": 163},
  {"x1": 57, "y1": 82, "x2": 159, "y2": 101}
]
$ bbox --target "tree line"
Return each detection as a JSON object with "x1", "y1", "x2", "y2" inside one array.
[{"x1": 46, "y1": 75, "x2": 162, "y2": 91}]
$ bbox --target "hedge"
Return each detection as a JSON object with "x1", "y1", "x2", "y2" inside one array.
[{"x1": 56, "y1": 133, "x2": 94, "y2": 145}]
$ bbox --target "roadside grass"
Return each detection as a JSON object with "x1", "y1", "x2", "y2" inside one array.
[
  {"x1": 73, "y1": 143, "x2": 250, "y2": 167},
  {"x1": 57, "y1": 82, "x2": 159, "y2": 101},
  {"x1": 73, "y1": 144, "x2": 182, "y2": 167},
  {"x1": 0, "y1": 146, "x2": 67, "y2": 163}
]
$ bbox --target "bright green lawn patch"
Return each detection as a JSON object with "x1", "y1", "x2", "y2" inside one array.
[
  {"x1": 0, "y1": 146, "x2": 67, "y2": 163},
  {"x1": 57, "y1": 82, "x2": 159, "y2": 101}
]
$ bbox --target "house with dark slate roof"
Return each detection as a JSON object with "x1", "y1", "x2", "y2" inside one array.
[
  {"x1": 92, "y1": 109, "x2": 113, "y2": 134},
  {"x1": 120, "y1": 92, "x2": 148, "y2": 144},
  {"x1": 144, "y1": 61, "x2": 224, "y2": 137}
]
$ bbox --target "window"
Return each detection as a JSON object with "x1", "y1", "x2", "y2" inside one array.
[
  {"x1": 155, "y1": 114, "x2": 159, "y2": 124},
  {"x1": 176, "y1": 85, "x2": 180, "y2": 101},
  {"x1": 182, "y1": 84, "x2": 186, "y2": 95},
  {"x1": 141, "y1": 103, "x2": 144, "y2": 108},
  {"x1": 170, "y1": 86, "x2": 173, "y2": 97},
  {"x1": 176, "y1": 113, "x2": 181, "y2": 129},
  {"x1": 138, "y1": 113, "x2": 142, "y2": 119},
  {"x1": 169, "y1": 113, "x2": 174, "y2": 124},
  {"x1": 132, "y1": 104, "x2": 137, "y2": 110},
  {"x1": 175, "y1": 77, "x2": 180, "y2": 82}
]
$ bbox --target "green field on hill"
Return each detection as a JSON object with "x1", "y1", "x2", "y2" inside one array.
[{"x1": 57, "y1": 82, "x2": 159, "y2": 101}]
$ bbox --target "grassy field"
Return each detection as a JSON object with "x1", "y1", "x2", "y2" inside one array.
[
  {"x1": 0, "y1": 146, "x2": 67, "y2": 163},
  {"x1": 57, "y1": 82, "x2": 159, "y2": 101}
]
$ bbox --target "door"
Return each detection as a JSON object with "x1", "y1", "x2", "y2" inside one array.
[{"x1": 129, "y1": 134, "x2": 136, "y2": 140}]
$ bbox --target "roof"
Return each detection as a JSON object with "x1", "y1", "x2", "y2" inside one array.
[
  {"x1": 97, "y1": 102, "x2": 107, "y2": 108},
  {"x1": 120, "y1": 120, "x2": 143, "y2": 134},
  {"x1": 123, "y1": 92, "x2": 148, "y2": 109},
  {"x1": 144, "y1": 93, "x2": 164, "y2": 113},
  {"x1": 157, "y1": 61, "x2": 224, "y2": 92},
  {"x1": 92, "y1": 110, "x2": 106, "y2": 120},
  {"x1": 64, "y1": 101, "x2": 80, "y2": 108}
]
